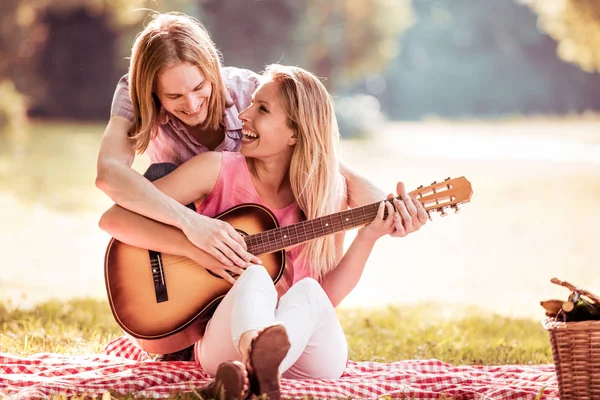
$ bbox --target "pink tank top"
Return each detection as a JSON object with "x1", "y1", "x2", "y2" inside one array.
[{"x1": 196, "y1": 152, "x2": 315, "y2": 297}]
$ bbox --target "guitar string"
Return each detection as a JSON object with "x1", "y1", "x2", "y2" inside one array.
[
  {"x1": 142, "y1": 191, "x2": 456, "y2": 272},
  {"x1": 248, "y1": 206, "x2": 380, "y2": 254},
  {"x1": 146, "y1": 204, "x2": 381, "y2": 269},
  {"x1": 249, "y1": 214, "x2": 376, "y2": 254},
  {"x1": 247, "y1": 190, "x2": 443, "y2": 253},
  {"x1": 249, "y1": 208, "x2": 376, "y2": 246},
  {"x1": 147, "y1": 211, "x2": 378, "y2": 271}
]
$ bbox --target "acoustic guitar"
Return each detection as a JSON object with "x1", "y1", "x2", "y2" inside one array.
[{"x1": 104, "y1": 177, "x2": 472, "y2": 354}]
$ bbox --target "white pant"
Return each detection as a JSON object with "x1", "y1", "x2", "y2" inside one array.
[{"x1": 195, "y1": 264, "x2": 348, "y2": 379}]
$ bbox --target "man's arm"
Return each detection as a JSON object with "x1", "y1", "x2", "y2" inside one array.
[
  {"x1": 339, "y1": 159, "x2": 385, "y2": 208},
  {"x1": 95, "y1": 116, "x2": 259, "y2": 268},
  {"x1": 99, "y1": 204, "x2": 243, "y2": 285},
  {"x1": 339, "y1": 160, "x2": 428, "y2": 236}
]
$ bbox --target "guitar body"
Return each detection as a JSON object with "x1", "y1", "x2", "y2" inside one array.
[
  {"x1": 103, "y1": 176, "x2": 473, "y2": 355},
  {"x1": 104, "y1": 203, "x2": 285, "y2": 355}
]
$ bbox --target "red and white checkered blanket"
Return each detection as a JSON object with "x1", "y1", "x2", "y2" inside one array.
[{"x1": 0, "y1": 336, "x2": 559, "y2": 399}]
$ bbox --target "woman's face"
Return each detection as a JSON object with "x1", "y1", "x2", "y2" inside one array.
[
  {"x1": 238, "y1": 80, "x2": 297, "y2": 160},
  {"x1": 155, "y1": 63, "x2": 212, "y2": 127}
]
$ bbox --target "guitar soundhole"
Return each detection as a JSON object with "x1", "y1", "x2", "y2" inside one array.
[{"x1": 205, "y1": 229, "x2": 248, "y2": 280}]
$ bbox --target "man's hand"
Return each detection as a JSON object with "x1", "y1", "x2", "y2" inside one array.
[
  {"x1": 387, "y1": 181, "x2": 428, "y2": 237},
  {"x1": 182, "y1": 213, "x2": 262, "y2": 272},
  {"x1": 185, "y1": 244, "x2": 253, "y2": 286}
]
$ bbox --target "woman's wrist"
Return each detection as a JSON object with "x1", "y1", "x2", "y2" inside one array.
[{"x1": 355, "y1": 228, "x2": 379, "y2": 246}]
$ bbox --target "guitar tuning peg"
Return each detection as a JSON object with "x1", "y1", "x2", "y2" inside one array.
[
  {"x1": 452, "y1": 205, "x2": 460, "y2": 214},
  {"x1": 438, "y1": 207, "x2": 447, "y2": 217},
  {"x1": 426, "y1": 210, "x2": 432, "y2": 221},
  {"x1": 445, "y1": 177, "x2": 451, "y2": 181},
  {"x1": 431, "y1": 181, "x2": 437, "y2": 186},
  {"x1": 417, "y1": 185, "x2": 423, "y2": 190}
]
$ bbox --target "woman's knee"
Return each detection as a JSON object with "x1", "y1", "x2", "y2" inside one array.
[
  {"x1": 293, "y1": 277, "x2": 322, "y2": 293},
  {"x1": 238, "y1": 264, "x2": 274, "y2": 286},
  {"x1": 290, "y1": 278, "x2": 331, "y2": 306},
  {"x1": 232, "y1": 264, "x2": 278, "y2": 306},
  {"x1": 279, "y1": 278, "x2": 334, "y2": 321}
]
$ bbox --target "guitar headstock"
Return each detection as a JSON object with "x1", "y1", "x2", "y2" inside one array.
[{"x1": 409, "y1": 177, "x2": 472, "y2": 218}]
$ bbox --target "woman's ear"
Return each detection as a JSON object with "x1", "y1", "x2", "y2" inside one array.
[{"x1": 288, "y1": 132, "x2": 298, "y2": 146}]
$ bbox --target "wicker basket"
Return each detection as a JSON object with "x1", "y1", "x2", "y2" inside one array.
[{"x1": 543, "y1": 318, "x2": 600, "y2": 399}]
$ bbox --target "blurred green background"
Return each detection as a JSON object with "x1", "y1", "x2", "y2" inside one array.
[
  {"x1": 0, "y1": 0, "x2": 599, "y2": 317},
  {"x1": 3, "y1": 0, "x2": 600, "y2": 127}
]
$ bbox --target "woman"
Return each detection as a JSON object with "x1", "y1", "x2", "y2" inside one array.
[
  {"x1": 100, "y1": 64, "x2": 420, "y2": 399},
  {"x1": 96, "y1": 12, "x2": 427, "y2": 285}
]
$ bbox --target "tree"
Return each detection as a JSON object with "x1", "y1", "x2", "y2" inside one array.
[
  {"x1": 293, "y1": 0, "x2": 413, "y2": 90},
  {"x1": 0, "y1": 0, "x2": 43, "y2": 136},
  {"x1": 0, "y1": 0, "x2": 197, "y2": 127},
  {"x1": 377, "y1": 0, "x2": 600, "y2": 120},
  {"x1": 1, "y1": 0, "x2": 413, "y2": 124},
  {"x1": 200, "y1": 0, "x2": 413, "y2": 90},
  {"x1": 525, "y1": 0, "x2": 600, "y2": 73}
]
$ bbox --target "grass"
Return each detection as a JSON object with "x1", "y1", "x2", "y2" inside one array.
[
  {"x1": 340, "y1": 304, "x2": 553, "y2": 365},
  {"x1": 0, "y1": 299, "x2": 121, "y2": 356},
  {"x1": 0, "y1": 299, "x2": 553, "y2": 399},
  {"x1": 0, "y1": 299, "x2": 553, "y2": 364}
]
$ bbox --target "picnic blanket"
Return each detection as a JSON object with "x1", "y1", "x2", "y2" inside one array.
[{"x1": 1, "y1": 336, "x2": 559, "y2": 399}]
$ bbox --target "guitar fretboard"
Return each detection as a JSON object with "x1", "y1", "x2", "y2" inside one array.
[{"x1": 245, "y1": 198, "x2": 396, "y2": 255}]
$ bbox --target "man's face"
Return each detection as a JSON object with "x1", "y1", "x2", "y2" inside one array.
[{"x1": 155, "y1": 63, "x2": 212, "y2": 127}]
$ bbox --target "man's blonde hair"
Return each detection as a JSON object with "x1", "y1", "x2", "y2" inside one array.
[
  {"x1": 264, "y1": 64, "x2": 346, "y2": 279},
  {"x1": 128, "y1": 12, "x2": 228, "y2": 153}
]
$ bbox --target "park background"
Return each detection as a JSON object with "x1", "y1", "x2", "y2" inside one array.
[{"x1": 0, "y1": 0, "x2": 599, "y2": 324}]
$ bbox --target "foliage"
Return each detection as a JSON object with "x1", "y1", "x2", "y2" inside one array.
[
  {"x1": 198, "y1": 0, "x2": 412, "y2": 135},
  {"x1": 199, "y1": 0, "x2": 413, "y2": 90},
  {"x1": 0, "y1": 0, "x2": 43, "y2": 130},
  {"x1": 376, "y1": 0, "x2": 600, "y2": 119},
  {"x1": 292, "y1": 0, "x2": 413, "y2": 89},
  {"x1": 5, "y1": 0, "x2": 600, "y2": 122},
  {"x1": 525, "y1": 0, "x2": 600, "y2": 73},
  {"x1": 0, "y1": 0, "x2": 198, "y2": 125}
]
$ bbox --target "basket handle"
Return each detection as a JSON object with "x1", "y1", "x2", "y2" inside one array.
[{"x1": 551, "y1": 277, "x2": 600, "y2": 305}]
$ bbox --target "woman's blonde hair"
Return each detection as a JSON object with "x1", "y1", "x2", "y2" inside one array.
[
  {"x1": 264, "y1": 64, "x2": 346, "y2": 279},
  {"x1": 128, "y1": 12, "x2": 228, "y2": 153}
]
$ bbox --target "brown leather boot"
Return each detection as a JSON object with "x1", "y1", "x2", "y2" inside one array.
[
  {"x1": 245, "y1": 324, "x2": 291, "y2": 400},
  {"x1": 198, "y1": 361, "x2": 249, "y2": 400}
]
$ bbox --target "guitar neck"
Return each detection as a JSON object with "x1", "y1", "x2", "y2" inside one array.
[
  {"x1": 245, "y1": 198, "x2": 396, "y2": 256},
  {"x1": 243, "y1": 176, "x2": 473, "y2": 256}
]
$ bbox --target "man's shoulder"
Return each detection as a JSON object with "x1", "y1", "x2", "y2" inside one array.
[{"x1": 222, "y1": 66, "x2": 260, "y2": 94}]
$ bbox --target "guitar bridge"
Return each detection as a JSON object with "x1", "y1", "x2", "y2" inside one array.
[{"x1": 149, "y1": 250, "x2": 168, "y2": 303}]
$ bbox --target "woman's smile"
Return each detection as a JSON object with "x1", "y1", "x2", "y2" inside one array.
[{"x1": 241, "y1": 125, "x2": 259, "y2": 144}]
